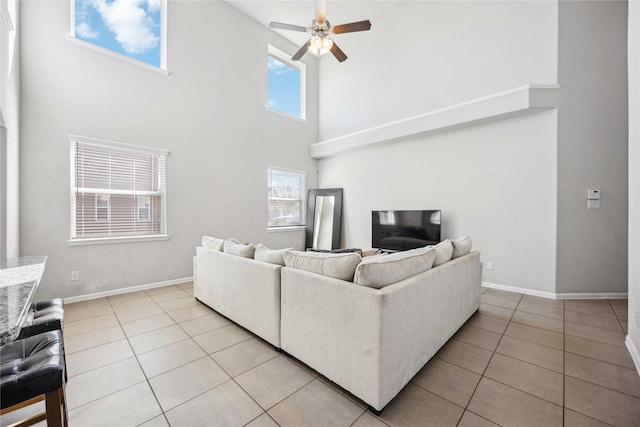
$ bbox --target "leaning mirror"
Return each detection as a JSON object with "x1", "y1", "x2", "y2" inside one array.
[{"x1": 305, "y1": 188, "x2": 343, "y2": 250}]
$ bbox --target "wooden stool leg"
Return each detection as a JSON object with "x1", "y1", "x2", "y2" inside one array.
[
  {"x1": 61, "y1": 387, "x2": 69, "y2": 427},
  {"x1": 44, "y1": 389, "x2": 63, "y2": 427}
]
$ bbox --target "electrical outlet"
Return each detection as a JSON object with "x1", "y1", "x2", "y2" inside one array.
[
  {"x1": 486, "y1": 261, "x2": 494, "y2": 270},
  {"x1": 71, "y1": 271, "x2": 80, "y2": 281}
]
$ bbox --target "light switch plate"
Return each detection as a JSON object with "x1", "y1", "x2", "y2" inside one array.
[{"x1": 587, "y1": 189, "x2": 600, "y2": 200}]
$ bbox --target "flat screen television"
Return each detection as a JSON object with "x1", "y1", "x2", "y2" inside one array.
[{"x1": 372, "y1": 210, "x2": 441, "y2": 251}]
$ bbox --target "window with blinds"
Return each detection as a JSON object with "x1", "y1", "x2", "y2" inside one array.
[
  {"x1": 268, "y1": 167, "x2": 306, "y2": 228},
  {"x1": 69, "y1": 136, "x2": 168, "y2": 243}
]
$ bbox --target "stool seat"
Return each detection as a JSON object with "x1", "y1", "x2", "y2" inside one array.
[
  {"x1": 17, "y1": 299, "x2": 64, "y2": 340},
  {"x1": 0, "y1": 331, "x2": 64, "y2": 409}
]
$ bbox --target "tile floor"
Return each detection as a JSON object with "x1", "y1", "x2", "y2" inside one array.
[{"x1": 2, "y1": 284, "x2": 639, "y2": 426}]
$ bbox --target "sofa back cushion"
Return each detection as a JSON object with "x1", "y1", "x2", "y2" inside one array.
[
  {"x1": 202, "y1": 236, "x2": 224, "y2": 251},
  {"x1": 254, "y1": 243, "x2": 292, "y2": 266},
  {"x1": 353, "y1": 246, "x2": 437, "y2": 289},
  {"x1": 429, "y1": 240, "x2": 454, "y2": 266},
  {"x1": 452, "y1": 236, "x2": 472, "y2": 259},
  {"x1": 224, "y1": 240, "x2": 255, "y2": 258},
  {"x1": 283, "y1": 250, "x2": 362, "y2": 281}
]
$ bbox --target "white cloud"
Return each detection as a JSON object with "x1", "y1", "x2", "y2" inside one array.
[
  {"x1": 147, "y1": 0, "x2": 161, "y2": 13},
  {"x1": 76, "y1": 21, "x2": 99, "y2": 39},
  {"x1": 92, "y1": 0, "x2": 158, "y2": 54},
  {"x1": 267, "y1": 99, "x2": 277, "y2": 108},
  {"x1": 268, "y1": 56, "x2": 293, "y2": 75}
]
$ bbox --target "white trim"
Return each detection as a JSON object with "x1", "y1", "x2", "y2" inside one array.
[
  {"x1": 67, "y1": 234, "x2": 169, "y2": 246},
  {"x1": 626, "y1": 335, "x2": 640, "y2": 376},
  {"x1": 310, "y1": 84, "x2": 561, "y2": 159},
  {"x1": 69, "y1": 135, "x2": 168, "y2": 156},
  {"x1": 267, "y1": 226, "x2": 306, "y2": 233},
  {"x1": 482, "y1": 281, "x2": 628, "y2": 300},
  {"x1": 63, "y1": 276, "x2": 192, "y2": 303},
  {"x1": 267, "y1": 44, "x2": 307, "y2": 121}
]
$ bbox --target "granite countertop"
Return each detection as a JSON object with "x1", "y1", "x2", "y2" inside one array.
[{"x1": 0, "y1": 256, "x2": 47, "y2": 344}]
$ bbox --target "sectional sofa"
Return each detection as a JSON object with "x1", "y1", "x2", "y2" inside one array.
[{"x1": 193, "y1": 237, "x2": 481, "y2": 411}]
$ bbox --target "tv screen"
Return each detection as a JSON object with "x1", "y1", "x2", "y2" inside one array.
[{"x1": 372, "y1": 210, "x2": 441, "y2": 251}]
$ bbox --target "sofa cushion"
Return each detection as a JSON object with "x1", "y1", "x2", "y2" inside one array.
[
  {"x1": 283, "y1": 250, "x2": 362, "y2": 282},
  {"x1": 223, "y1": 240, "x2": 255, "y2": 258},
  {"x1": 430, "y1": 240, "x2": 453, "y2": 266},
  {"x1": 254, "y1": 243, "x2": 292, "y2": 266},
  {"x1": 353, "y1": 246, "x2": 437, "y2": 289},
  {"x1": 202, "y1": 236, "x2": 224, "y2": 251},
  {"x1": 452, "y1": 236, "x2": 472, "y2": 259}
]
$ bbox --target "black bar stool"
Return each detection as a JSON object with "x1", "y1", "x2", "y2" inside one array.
[
  {"x1": 0, "y1": 330, "x2": 68, "y2": 427},
  {"x1": 16, "y1": 299, "x2": 64, "y2": 340}
]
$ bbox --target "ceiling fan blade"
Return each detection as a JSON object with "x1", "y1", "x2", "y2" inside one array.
[
  {"x1": 269, "y1": 22, "x2": 308, "y2": 32},
  {"x1": 332, "y1": 20, "x2": 372, "y2": 34},
  {"x1": 329, "y1": 42, "x2": 347, "y2": 62},
  {"x1": 292, "y1": 40, "x2": 312, "y2": 61},
  {"x1": 316, "y1": 0, "x2": 327, "y2": 23}
]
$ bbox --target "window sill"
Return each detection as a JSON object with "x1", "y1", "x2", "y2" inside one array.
[
  {"x1": 67, "y1": 235, "x2": 170, "y2": 246},
  {"x1": 267, "y1": 226, "x2": 306, "y2": 233}
]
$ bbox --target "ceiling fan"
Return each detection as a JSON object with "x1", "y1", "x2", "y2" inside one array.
[{"x1": 268, "y1": 0, "x2": 371, "y2": 63}]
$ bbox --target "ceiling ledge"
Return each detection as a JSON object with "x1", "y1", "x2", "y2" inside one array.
[{"x1": 310, "y1": 84, "x2": 560, "y2": 159}]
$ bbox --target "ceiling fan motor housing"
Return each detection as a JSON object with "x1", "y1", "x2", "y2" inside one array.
[{"x1": 311, "y1": 19, "x2": 332, "y2": 37}]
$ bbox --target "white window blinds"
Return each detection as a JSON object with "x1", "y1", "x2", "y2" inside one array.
[
  {"x1": 268, "y1": 167, "x2": 306, "y2": 227},
  {"x1": 70, "y1": 136, "x2": 168, "y2": 242}
]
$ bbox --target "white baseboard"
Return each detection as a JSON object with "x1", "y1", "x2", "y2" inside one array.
[
  {"x1": 63, "y1": 276, "x2": 193, "y2": 303},
  {"x1": 626, "y1": 335, "x2": 640, "y2": 376},
  {"x1": 482, "y1": 281, "x2": 628, "y2": 300}
]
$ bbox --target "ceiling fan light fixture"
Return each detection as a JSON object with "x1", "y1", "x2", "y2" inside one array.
[{"x1": 308, "y1": 36, "x2": 333, "y2": 56}]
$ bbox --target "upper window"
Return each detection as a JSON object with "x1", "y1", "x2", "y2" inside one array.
[
  {"x1": 72, "y1": 0, "x2": 166, "y2": 69},
  {"x1": 268, "y1": 167, "x2": 306, "y2": 228},
  {"x1": 69, "y1": 136, "x2": 168, "y2": 244},
  {"x1": 267, "y1": 45, "x2": 306, "y2": 120}
]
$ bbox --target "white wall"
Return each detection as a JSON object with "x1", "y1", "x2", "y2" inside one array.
[
  {"x1": 628, "y1": 0, "x2": 640, "y2": 371},
  {"x1": 20, "y1": 1, "x2": 319, "y2": 299}
]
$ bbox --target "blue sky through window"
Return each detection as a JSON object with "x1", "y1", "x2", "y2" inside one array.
[
  {"x1": 267, "y1": 55, "x2": 301, "y2": 118},
  {"x1": 75, "y1": 0, "x2": 161, "y2": 68}
]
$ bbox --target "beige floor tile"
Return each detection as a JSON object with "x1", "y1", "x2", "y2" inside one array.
[
  {"x1": 65, "y1": 357, "x2": 146, "y2": 409},
  {"x1": 316, "y1": 376, "x2": 368, "y2": 409},
  {"x1": 565, "y1": 376, "x2": 640, "y2": 426},
  {"x1": 137, "y1": 338, "x2": 206, "y2": 378},
  {"x1": 484, "y1": 353, "x2": 563, "y2": 405},
  {"x1": 110, "y1": 296, "x2": 158, "y2": 313},
  {"x1": 565, "y1": 309, "x2": 623, "y2": 332},
  {"x1": 115, "y1": 304, "x2": 164, "y2": 323},
  {"x1": 149, "y1": 289, "x2": 190, "y2": 303},
  {"x1": 467, "y1": 378, "x2": 562, "y2": 426},
  {"x1": 521, "y1": 294, "x2": 564, "y2": 309},
  {"x1": 108, "y1": 290, "x2": 149, "y2": 303},
  {"x1": 66, "y1": 297, "x2": 110, "y2": 311},
  {"x1": 484, "y1": 288, "x2": 523, "y2": 301},
  {"x1": 64, "y1": 324, "x2": 125, "y2": 354},
  {"x1": 268, "y1": 379, "x2": 365, "y2": 427},
  {"x1": 564, "y1": 300, "x2": 616, "y2": 318},
  {"x1": 165, "y1": 380, "x2": 263, "y2": 426},
  {"x1": 516, "y1": 302, "x2": 563, "y2": 320},
  {"x1": 466, "y1": 313, "x2": 509, "y2": 334},
  {"x1": 236, "y1": 355, "x2": 315, "y2": 410},
  {"x1": 480, "y1": 293, "x2": 520, "y2": 309},
  {"x1": 622, "y1": 322, "x2": 628, "y2": 333},
  {"x1": 64, "y1": 313, "x2": 120, "y2": 337},
  {"x1": 352, "y1": 412, "x2": 389, "y2": 427},
  {"x1": 177, "y1": 281, "x2": 194, "y2": 290},
  {"x1": 609, "y1": 298, "x2": 628, "y2": 306},
  {"x1": 245, "y1": 413, "x2": 279, "y2": 427},
  {"x1": 137, "y1": 415, "x2": 170, "y2": 427},
  {"x1": 128, "y1": 324, "x2": 189, "y2": 355},
  {"x1": 457, "y1": 411, "x2": 500, "y2": 427},
  {"x1": 192, "y1": 323, "x2": 253, "y2": 354},
  {"x1": 435, "y1": 339, "x2": 493, "y2": 374},
  {"x1": 183, "y1": 287, "x2": 195, "y2": 296},
  {"x1": 211, "y1": 337, "x2": 279, "y2": 377},
  {"x1": 178, "y1": 311, "x2": 231, "y2": 336},
  {"x1": 565, "y1": 335, "x2": 636, "y2": 369},
  {"x1": 65, "y1": 304, "x2": 114, "y2": 323},
  {"x1": 411, "y1": 358, "x2": 481, "y2": 407},
  {"x1": 613, "y1": 305, "x2": 628, "y2": 320},
  {"x1": 149, "y1": 356, "x2": 230, "y2": 411},
  {"x1": 66, "y1": 339, "x2": 134, "y2": 377},
  {"x1": 68, "y1": 382, "x2": 162, "y2": 427},
  {"x1": 496, "y1": 335, "x2": 563, "y2": 373},
  {"x1": 167, "y1": 303, "x2": 217, "y2": 323},
  {"x1": 478, "y1": 303, "x2": 514, "y2": 320},
  {"x1": 564, "y1": 409, "x2": 612, "y2": 427},
  {"x1": 504, "y1": 322, "x2": 564, "y2": 350},
  {"x1": 565, "y1": 321, "x2": 626, "y2": 348},
  {"x1": 511, "y1": 311, "x2": 563, "y2": 333},
  {"x1": 156, "y1": 296, "x2": 198, "y2": 312},
  {"x1": 378, "y1": 383, "x2": 463, "y2": 427},
  {"x1": 121, "y1": 313, "x2": 175, "y2": 337},
  {"x1": 454, "y1": 325, "x2": 502, "y2": 351},
  {"x1": 564, "y1": 352, "x2": 640, "y2": 398},
  {"x1": 144, "y1": 285, "x2": 183, "y2": 296}
]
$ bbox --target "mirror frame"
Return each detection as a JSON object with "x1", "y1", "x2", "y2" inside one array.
[{"x1": 305, "y1": 188, "x2": 343, "y2": 250}]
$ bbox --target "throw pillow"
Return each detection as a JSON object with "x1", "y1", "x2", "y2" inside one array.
[
  {"x1": 254, "y1": 243, "x2": 292, "y2": 266},
  {"x1": 353, "y1": 246, "x2": 437, "y2": 289},
  {"x1": 283, "y1": 250, "x2": 362, "y2": 282},
  {"x1": 202, "y1": 236, "x2": 224, "y2": 251},
  {"x1": 223, "y1": 240, "x2": 255, "y2": 258},
  {"x1": 452, "y1": 236, "x2": 472, "y2": 258},
  {"x1": 428, "y1": 240, "x2": 453, "y2": 266}
]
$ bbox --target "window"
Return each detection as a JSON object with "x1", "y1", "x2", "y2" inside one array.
[
  {"x1": 268, "y1": 167, "x2": 306, "y2": 228},
  {"x1": 267, "y1": 45, "x2": 306, "y2": 120},
  {"x1": 70, "y1": 136, "x2": 168, "y2": 244},
  {"x1": 71, "y1": 0, "x2": 167, "y2": 70}
]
